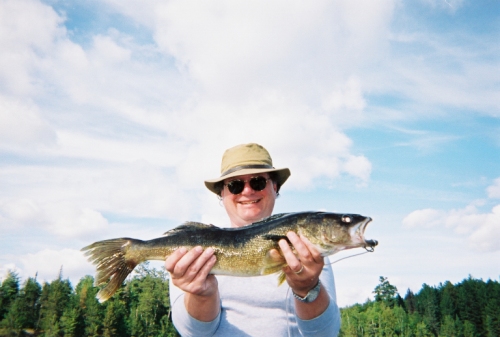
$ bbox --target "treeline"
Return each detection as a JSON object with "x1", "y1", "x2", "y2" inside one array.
[
  {"x1": 0, "y1": 263, "x2": 179, "y2": 337},
  {"x1": 340, "y1": 276, "x2": 500, "y2": 337},
  {"x1": 1, "y1": 270, "x2": 500, "y2": 337}
]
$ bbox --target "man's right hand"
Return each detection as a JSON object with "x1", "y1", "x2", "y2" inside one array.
[{"x1": 165, "y1": 246, "x2": 220, "y2": 321}]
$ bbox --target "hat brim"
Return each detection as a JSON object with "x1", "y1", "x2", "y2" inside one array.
[{"x1": 204, "y1": 167, "x2": 291, "y2": 194}]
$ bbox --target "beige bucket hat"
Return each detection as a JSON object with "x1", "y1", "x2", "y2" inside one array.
[{"x1": 204, "y1": 143, "x2": 291, "y2": 194}]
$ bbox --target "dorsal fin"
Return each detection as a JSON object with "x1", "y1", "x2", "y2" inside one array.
[{"x1": 163, "y1": 222, "x2": 216, "y2": 236}]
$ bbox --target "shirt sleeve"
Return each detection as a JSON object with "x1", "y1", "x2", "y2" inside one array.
[
  {"x1": 296, "y1": 260, "x2": 341, "y2": 336},
  {"x1": 169, "y1": 280, "x2": 221, "y2": 337}
]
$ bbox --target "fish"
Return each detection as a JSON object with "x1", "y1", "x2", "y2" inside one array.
[{"x1": 81, "y1": 211, "x2": 378, "y2": 302}]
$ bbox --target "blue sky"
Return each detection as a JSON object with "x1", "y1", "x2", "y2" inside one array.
[{"x1": 1, "y1": 0, "x2": 499, "y2": 307}]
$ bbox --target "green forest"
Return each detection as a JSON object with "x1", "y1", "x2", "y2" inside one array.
[
  {"x1": 1, "y1": 265, "x2": 499, "y2": 337},
  {"x1": 340, "y1": 276, "x2": 500, "y2": 337}
]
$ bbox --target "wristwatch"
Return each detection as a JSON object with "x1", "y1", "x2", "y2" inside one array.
[{"x1": 292, "y1": 280, "x2": 321, "y2": 303}]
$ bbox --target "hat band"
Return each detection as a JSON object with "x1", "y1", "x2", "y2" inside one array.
[{"x1": 221, "y1": 164, "x2": 274, "y2": 177}]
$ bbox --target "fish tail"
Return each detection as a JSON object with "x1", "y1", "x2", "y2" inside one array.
[{"x1": 81, "y1": 238, "x2": 143, "y2": 303}]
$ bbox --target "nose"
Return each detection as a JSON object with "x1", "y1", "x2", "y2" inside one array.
[{"x1": 240, "y1": 181, "x2": 255, "y2": 194}]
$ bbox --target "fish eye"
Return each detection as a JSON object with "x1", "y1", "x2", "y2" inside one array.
[{"x1": 342, "y1": 215, "x2": 352, "y2": 223}]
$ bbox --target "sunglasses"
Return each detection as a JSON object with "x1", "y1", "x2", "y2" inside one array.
[{"x1": 224, "y1": 176, "x2": 270, "y2": 195}]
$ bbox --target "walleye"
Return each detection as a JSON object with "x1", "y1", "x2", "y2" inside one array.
[{"x1": 82, "y1": 211, "x2": 377, "y2": 302}]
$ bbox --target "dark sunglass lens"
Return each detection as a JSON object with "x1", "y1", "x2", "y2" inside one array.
[
  {"x1": 250, "y1": 177, "x2": 268, "y2": 191},
  {"x1": 227, "y1": 180, "x2": 245, "y2": 194}
]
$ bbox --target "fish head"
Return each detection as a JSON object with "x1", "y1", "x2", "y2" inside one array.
[{"x1": 307, "y1": 212, "x2": 378, "y2": 256}]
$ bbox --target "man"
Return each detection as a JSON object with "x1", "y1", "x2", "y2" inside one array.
[{"x1": 165, "y1": 143, "x2": 340, "y2": 336}]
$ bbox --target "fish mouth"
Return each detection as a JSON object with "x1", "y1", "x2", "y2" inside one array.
[
  {"x1": 362, "y1": 217, "x2": 378, "y2": 251},
  {"x1": 350, "y1": 217, "x2": 378, "y2": 250}
]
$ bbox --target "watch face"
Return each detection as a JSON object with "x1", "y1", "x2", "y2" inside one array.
[
  {"x1": 305, "y1": 285, "x2": 320, "y2": 303},
  {"x1": 293, "y1": 280, "x2": 321, "y2": 303}
]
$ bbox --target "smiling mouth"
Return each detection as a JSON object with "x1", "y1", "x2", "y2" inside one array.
[{"x1": 239, "y1": 199, "x2": 260, "y2": 205}]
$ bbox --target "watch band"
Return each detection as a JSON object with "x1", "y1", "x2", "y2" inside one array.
[{"x1": 292, "y1": 280, "x2": 321, "y2": 303}]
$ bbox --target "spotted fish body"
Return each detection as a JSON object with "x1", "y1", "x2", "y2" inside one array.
[{"x1": 82, "y1": 211, "x2": 377, "y2": 302}]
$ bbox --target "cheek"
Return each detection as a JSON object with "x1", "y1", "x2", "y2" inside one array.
[{"x1": 221, "y1": 193, "x2": 236, "y2": 208}]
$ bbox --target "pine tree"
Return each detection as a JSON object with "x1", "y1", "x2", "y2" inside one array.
[
  {"x1": 37, "y1": 271, "x2": 73, "y2": 336},
  {"x1": 415, "y1": 320, "x2": 433, "y2": 337},
  {"x1": 439, "y1": 315, "x2": 459, "y2": 337},
  {"x1": 0, "y1": 276, "x2": 42, "y2": 335},
  {"x1": 102, "y1": 298, "x2": 128, "y2": 337},
  {"x1": 127, "y1": 262, "x2": 178, "y2": 337},
  {"x1": 60, "y1": 307, "x2": 80, "y2": 337},
  {"x1": 484, "y1": 279, "x2": 500, "y2": 337},
  {"x1": 380, "y1": 302, "x2": 398, "y2": 336},
  {"x1": 0, "y1": 271, "x2": 20, "y2": 321},
  {"x1": 463, "y1": 320, "x2": 477, "y2": 337},
  {"x1": 373, "y1": 276, "x2": 399, "y2": 306},
  {"x1": 75, "y1": 276, "x2": 103, "y2": 336},
  {"x1": 457, "y1": 276, "x2": 485, "y2": 336},
  {"x1": 404, "y1": 288, "x2": 417, "y2": 314},
  {"x1": 440, "y1": 281, "x2": 458, "y2": 319},
  {"x1": 416, "y1": 284, "x2": 441, "y2": 336}
]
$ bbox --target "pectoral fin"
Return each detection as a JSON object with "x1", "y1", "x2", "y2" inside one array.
[
  {"x1": 266, "y1": 248, "x2": 288, "y2": 286},
  {"x1": 277, "y1": 272, "x2": 287, "y2": 286},
  {"x1": 261, "y1": 249, "x2": 286, "y2": 276}
]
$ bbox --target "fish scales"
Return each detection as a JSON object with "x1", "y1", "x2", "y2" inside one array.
[{"x1": 82, "y1": 211, "x2": 378, "y2": 302}]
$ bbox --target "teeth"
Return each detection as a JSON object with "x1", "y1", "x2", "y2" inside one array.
[{"x1": 241, "y1": 200, "x2": 258, "y2": 204}]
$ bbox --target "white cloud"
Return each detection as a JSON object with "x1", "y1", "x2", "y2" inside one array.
[
  {"x1": 468, "y1": 205, "x2": 500, "y2": 252},
  {"x1": 402, "y1": 208, "x2": 446, "y2": 228},
  {"x1": 90, "y1": 34, "x2": 132, "y2": 64},
  {"x1": 0, "y1": 198, "x2": 108, "y2": 238},
  {"x1": 378, "y1": 28, "x2": 500, "y2": 118},
  {"x1": 0, "y1": 198, "x2": 42, "y2": 225},
  {"x1": 0, "y1": 263, "x2": 22, "y2": 282},
  {"x1": 442, "y1": 203, "x2": 487, "y2": 235},
  {"x1": 322, "y1": 77, "x2": 366, "y2": 113},
  {"x1": 0, "y1": 0, "x2": 190, "y2": 132},
  {"x1": 403, "y1": 203, "x2": 500, "y2": 252},
  {"x1": 105, "y1": 0, "x2": 395, "y2": 104},
  {"x1": 487, "y1": 178, "x2": 500, "y2": 199},
  {"x1": 343, "y1": 155, "x2": 372, "y2": 184},
  {"x1": 0, "y1": 95, "x2": 57, "y2": 149},
  {"x1": 0, "y1": 0, "x2": 396, "y2": 203},
  {"x1": 49, "y1": 131, "x2": 185, "y2": 166},
  {"x1": 18, "y1": 248, "x2": 93, "y2": 286},
  {"x1": 0, "y1": 154, "x2": 202, "y2": 222},
  {"x1": 0, "y1": 0, "x2": 64, "y2": 95},
  {"x1": 44, "y1": 204, "x2": 109, "y2": 238}
]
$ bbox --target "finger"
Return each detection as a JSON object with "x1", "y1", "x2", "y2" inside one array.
[
  {"x1": 286, "y1": 232, "x2": 312, "y2": 262},
  {"x1": 268, "y1": 248, "x2": 285, "y2": 264},
  {"x1": 165, "y1": 247, "x2": 188, "y2": 272},
  {"x1": 184, "y1": 248, "x2": 216, "y2": 278},
  {"x1": 170, "y1": 246, "x2": 205, "y2": 277},
  {"x1": 299, "y1": 234, "x2": 323, "y2": 263},
  {"x1": 278, "y1": 239, "x2": 302, "y2": 273},
  {"x1": 190, "y1": 254, "x2": 217, "y2": 283}
]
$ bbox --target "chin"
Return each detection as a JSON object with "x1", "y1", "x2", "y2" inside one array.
[{"x1": 242, "y1": 210, "x2": 268, "y2": 222}]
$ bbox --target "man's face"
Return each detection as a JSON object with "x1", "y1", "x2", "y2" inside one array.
[{"x1": 221, "y1": 173, "x2": 277, "y2": 228}]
